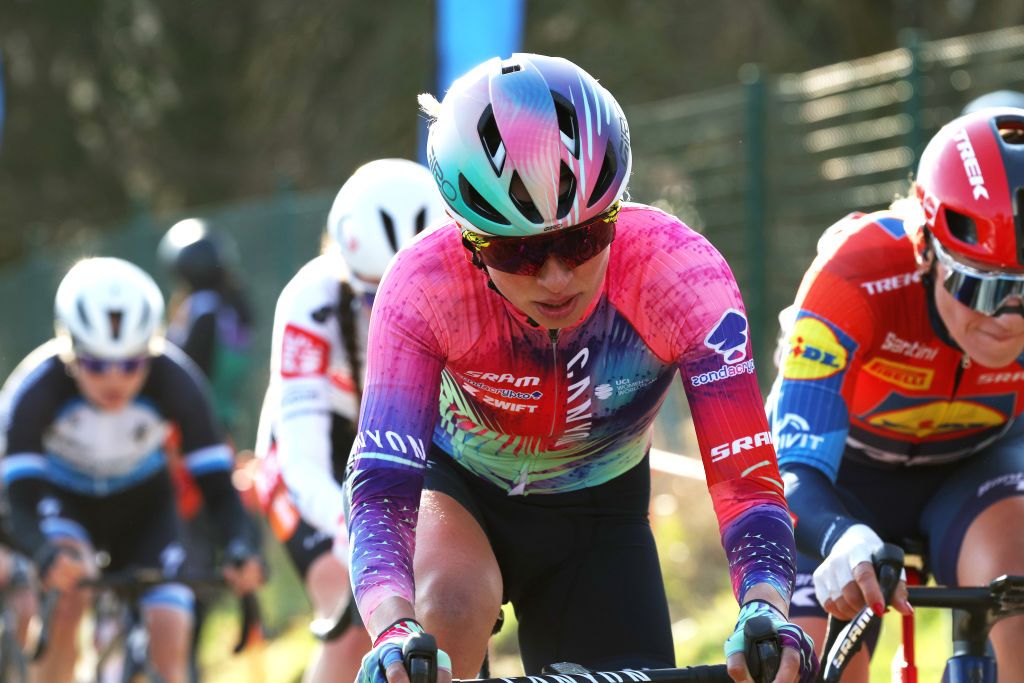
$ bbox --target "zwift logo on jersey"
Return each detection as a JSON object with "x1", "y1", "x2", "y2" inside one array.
[
  {"x1": 704, "y1": 309, "x2": 748, "y2": 365},
  {"x1": 783, "y1": 315, "x2": 850, "y2": 381}
]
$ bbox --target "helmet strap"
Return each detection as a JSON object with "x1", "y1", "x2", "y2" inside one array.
[
  {"x1": 922, "y1": 260, "x2": 962, "y2": 353},
  {"x1": 462, "y1": 235, "x2": 541, "y2": 328}
]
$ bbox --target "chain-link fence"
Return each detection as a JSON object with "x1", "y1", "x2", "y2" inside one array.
[{"x1": 3, "y1": 25, "x2": 1024, "y2": 449}]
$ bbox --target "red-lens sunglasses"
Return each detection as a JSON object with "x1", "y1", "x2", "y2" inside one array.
[{"x1": 463, "y1": 202, "x2": 620, "y2": 276}]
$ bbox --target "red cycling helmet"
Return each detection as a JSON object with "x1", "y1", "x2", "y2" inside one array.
[{"x1": 915, "y1": 107, "x2": 1024, "y2": 269}]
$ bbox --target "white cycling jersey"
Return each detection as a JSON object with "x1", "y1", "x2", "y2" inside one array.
[{"x1": 256, "y1": 250, "x2": 371, "y2": 536}]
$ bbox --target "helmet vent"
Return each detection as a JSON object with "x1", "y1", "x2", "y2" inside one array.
[
  {"x1": 508, "y1": 171, "x2": 544, "y2": 224},
  {"x1": 586, "y1": 143, "x2": 619, "y2": 208},
  {"x1": 500, "y1": 64, "x2": 521, "y2": 75},
  {"x1": 76, "y1": 297, "x2": 91, "y2": 331},
  {"x1": 551, "y1": 92, "x2": 580, "y2": 158},
  {"x1": 459, "y1": 174, "x2": 510, "y2": 226},
  {"x1": 108, "y1": 310, "x2": 124, "y2": 341},
  {"x1": 997, "y1": 117, "x2": 1024, "y2": 145},
  {"x1": 556, "y1": 162, "x2": 577, "y2": 220},
  {"x1": 415, "y1": 208, "x2": 428, "y2": 234},
  {"x1": 945, "y1": 208, "x2": 978, "y2": 246},
  {"x1": 477, "y1": 106, "x2": 506, "y2": 176},
  {"x1": 379, "y1": 210, "x2": 399, "y2": 253}
]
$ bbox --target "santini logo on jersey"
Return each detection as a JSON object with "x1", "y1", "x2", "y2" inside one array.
[
  {"x1": 710, "y1": 431, "x2": 772, "y2": 462},
  {"x1": 704, "y1": 309, "x2": 748, "y2": 365},
  {"x1": 953, "y1": 127, "x2": 989, "y2": 200},
  {"x1": 880, "y1": 332, "x2": 938, "y2": 361}
]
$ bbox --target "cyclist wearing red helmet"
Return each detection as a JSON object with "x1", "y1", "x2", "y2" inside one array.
[
  {"x1": 345, "y1": 53, "x2": 817, "y2": 683},
  {"x1": 770, "y1": 108, "x2": 1024, "y2": 679}
]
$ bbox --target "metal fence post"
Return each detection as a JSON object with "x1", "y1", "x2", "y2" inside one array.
[
  {"x1": 901, "y1": 28, "x2": 926, "y2": 167},
  {"x1": 740, "y1": 63, "x2": 768, "y2": 369},
  {"x1": 273, "y1": 175, "x2": 298, "y2": 286}
]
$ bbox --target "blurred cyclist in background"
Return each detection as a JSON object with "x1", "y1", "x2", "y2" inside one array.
[
  {"x1": 158, "y1": 220, "x2": 256, "y2": 681},
  {"x1": 158, "y1": 219, "x2": 254, "y2": 440},
  {"x1": 1, "y1": 257, "x2": 263, "y2": 683},
  {"x1": 253, "y1": 158, "x2": 445, "y2": 683},
  {"x1": 347, "y1": 53, "x2": 817, "y2": 683},
  {"x1": 769, "y1": 108, "x2": 1024, "y2": 680}
]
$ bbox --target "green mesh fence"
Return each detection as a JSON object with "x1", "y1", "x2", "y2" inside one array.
[{"x1": 3, "y1": 25, "x2": 1024, "y2": 450}]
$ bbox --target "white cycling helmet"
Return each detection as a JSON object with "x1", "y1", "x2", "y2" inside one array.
[
  {"x1": 54, "y1": 257, "x2": 165, "y2": 359},
  {"x1": 327, "y1": 158, "x2": 446, "y2": 282}
]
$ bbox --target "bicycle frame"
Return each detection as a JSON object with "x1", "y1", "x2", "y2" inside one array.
[{"x1": 819, "y1": 544, "x2": 1024, "y2": 683}]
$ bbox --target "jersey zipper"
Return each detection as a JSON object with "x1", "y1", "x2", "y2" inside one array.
[
  {"x1": 509, "y1": 328, "x2": 560, "y2": 496},
  {"x1": 548, "y1": 328, "x2": 560, "y2": 436},
  {"x1": 952, "y1": 353, "x2": 970, "y2": 397}
]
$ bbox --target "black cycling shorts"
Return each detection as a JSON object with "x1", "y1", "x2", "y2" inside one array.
[
  {"x1": 41, "y1": 469, "x2": 184, "y2": 575},
  {"x1": 424, "y1": 447, "x2": 675, "y2": 673}
]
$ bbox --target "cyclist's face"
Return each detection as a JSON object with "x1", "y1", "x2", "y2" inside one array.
[
  {"x1": 486, "y1": 245, "x2": 610, "y2": 329},
  {"x1": 71, "y1": 359, "x2": 150, "y2": 411},
  {"x1": 935, "y1": 261, "x2": 1024, "y2": 367}
]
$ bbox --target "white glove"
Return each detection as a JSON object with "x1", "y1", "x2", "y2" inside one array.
[{"x1": 812, "y1": 524, "x2": 883, "y2": 606}]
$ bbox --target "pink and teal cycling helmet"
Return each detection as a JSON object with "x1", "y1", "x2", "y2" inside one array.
[{"x1": 425, "y1": 53, "x2": 632, "y2": 237}]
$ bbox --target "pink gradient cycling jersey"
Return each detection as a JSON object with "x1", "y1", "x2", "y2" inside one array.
[{"x1": 347, "y1": 203, "x2": 796, "y2": 622}]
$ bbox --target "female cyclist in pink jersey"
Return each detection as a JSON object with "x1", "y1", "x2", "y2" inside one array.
[{"x1": 345, "y1": 53, "x2": 817, "y2": 683}]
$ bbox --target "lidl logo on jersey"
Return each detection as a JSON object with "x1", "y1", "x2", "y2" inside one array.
[
  {"x1": 704, "y1": 309, "x2": 748, "y2": 364},
  {"x1": 783, "y1": 316, "x2": 851, "y2": 381},
  {"x1": 863, "y1": 357, "x2": 934, "y2": 391}
]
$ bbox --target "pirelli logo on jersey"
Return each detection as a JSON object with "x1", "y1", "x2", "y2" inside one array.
[
  {"x1": 863, "y1": 357, "x2": 934, "y2": 391},
  {"x1": 783, "y1": 316, "x2": 849, "y2": 381}
]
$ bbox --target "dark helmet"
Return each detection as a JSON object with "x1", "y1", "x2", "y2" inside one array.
[{"x1": 158, "y1": 218, "x2": 237, "y2": 290}]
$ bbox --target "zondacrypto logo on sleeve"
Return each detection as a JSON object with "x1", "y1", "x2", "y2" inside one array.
[{"x1": 783, "y1": 316, "x2": 851, "y2": 380}]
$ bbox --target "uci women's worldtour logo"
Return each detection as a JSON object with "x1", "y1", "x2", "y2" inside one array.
[
  {"x1": 704, "y1": 309, "x2": 748, "y2": 364},
  {"x1": 784, "y1": 316, "x2": 850, "y2": 381}
]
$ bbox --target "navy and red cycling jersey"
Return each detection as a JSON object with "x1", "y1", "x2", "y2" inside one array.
[{"x1": 768, "y1": 209, "x2": 1024, "y2": 488}]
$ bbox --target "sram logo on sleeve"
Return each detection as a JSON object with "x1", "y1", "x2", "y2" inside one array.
[
  {"x1": 710, "y1": 431, "x2": 773, "y2": 463},
  {"x1": 704, "y1": 309, "x2": 749, "y2": 364},
  {"x1": 783, "y1": 316, "x2": 849, "y2": 380},
  {"x1": 281, "y1": 324, "x2": 329, "y2": 377}
]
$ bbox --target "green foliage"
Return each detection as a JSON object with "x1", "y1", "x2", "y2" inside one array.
[{"x1": 4, "y1": 1, "x2": 1023, "y2": 265}]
